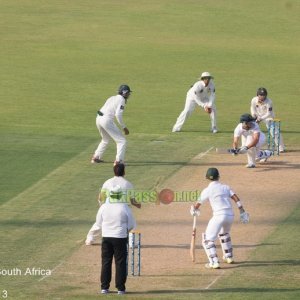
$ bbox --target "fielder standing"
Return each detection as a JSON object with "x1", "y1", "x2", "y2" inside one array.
[
  {"x1": 91, "y1": 84, "x2": 132, "y2": 165},
  {"x1": 190, "y1": 168, "x2": 249, "y2": 269},
  {"x1": 172, "y1": 72, "x2": 218, "y2": 133},
  {"x1": 232, "y1": 113, "x2": 273, "y2": 168},
  {"x1": 250, "y1": 87, "x2": 285, "y2": 152}
]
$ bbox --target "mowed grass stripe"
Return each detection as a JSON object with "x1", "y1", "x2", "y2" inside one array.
[{"x1": 0, "y1": 135, "x2": 215, "y2": 298}]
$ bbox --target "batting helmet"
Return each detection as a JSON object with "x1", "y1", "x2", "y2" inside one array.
[
  {"x1": 206, "y1": 168, "x2": 219, "y2": 180},
  {"x1": 257, "y1": 87, "x2": 268, "y2": 97},
  {"x1": 118, "y1": 84, "x2": 132, "y2": 98},
  {"x1": 240, "y1": 113, "x2": 256, "y2": 123},
  {"x1": 200, "y1": 72, "x2": 214, "y2": 79}
]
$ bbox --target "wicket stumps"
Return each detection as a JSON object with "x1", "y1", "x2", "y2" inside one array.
[
  {"x1": 267, "y1": 119, "x2": 281, "y2": 155},
  {"x1": 128, "y1": 231, "x2": 141, "y2": 276}
]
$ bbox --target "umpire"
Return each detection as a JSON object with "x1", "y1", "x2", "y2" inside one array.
[{"x1": 95, "y1": 163, "x2": 136, "y2": 295}]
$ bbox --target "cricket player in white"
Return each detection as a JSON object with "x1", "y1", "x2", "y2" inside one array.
[
  {"x1": 191, "y1": 168, "x2": 249, "y2": 269},
  {"x1": 91, "y1": 85, "x2": 131, "y2": 164},
  {"x1": 250, "y1": 87, "x2": 285, "y2": 152},
  {"x1": 172, "y1": 72, "x2": 217, "y2": 133},
  {"x1": 232, "y1": 113, "x2": 273, "y2": 168},
  {"x1": 85, "y1": 163, "x2": 140, "y2": 246}
]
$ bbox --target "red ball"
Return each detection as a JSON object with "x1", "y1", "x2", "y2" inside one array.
[{"x1": 158, "y1": 189, "x2": 174, "y2": 205}]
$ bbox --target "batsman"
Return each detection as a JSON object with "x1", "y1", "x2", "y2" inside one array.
[{"x1": 190, "y1": 168, "x2": 249, "y2": 269}]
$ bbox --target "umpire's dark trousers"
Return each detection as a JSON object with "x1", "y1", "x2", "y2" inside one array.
[{"x1": 101, "y1": 237, "x2": 128, "y2": 292}]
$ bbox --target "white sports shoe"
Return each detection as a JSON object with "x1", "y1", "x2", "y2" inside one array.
[
  {"x1": 205, "y1": 262, "x2": 220, "y2": 269},
  {"x1": 172, "y1": 128, "x2": 181, "y2": 132},
  {"x1": 223, "y1": 257, "x2": 234, "y2": 264},
  {"x1": 91, "y1": 156, "x2": 104, "y2": 164},
  {"x1": 259, "y1": 157, "x2": 268, "y2": 163},
  {"x1": 212, "y1": 127, "x2": 218, "y2": 134},
  {"x1": 85, "y1": 239, "x2": 96, "y2": 246},
  {"x1": 101, "y1": 289, "x2": 109, "y2": 294},
  {"x1": 114, "y1": 160, "x2": 125, "y2": 166},
  {"x1": 245, "y1": 164, "x2": 255, "y2": 168}
]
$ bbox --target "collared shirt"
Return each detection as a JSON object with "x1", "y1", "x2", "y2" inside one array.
[
  {"x1": 198, "y1": 181, "x2": 235, "y2": 216},
  {"x1": 99, "y1": 94, "x2": 127, "y2": 128}
]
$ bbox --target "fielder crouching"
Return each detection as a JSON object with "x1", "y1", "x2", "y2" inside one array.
[{"x1": 190, "y1": 168, "x2": 249, "y2": 269}]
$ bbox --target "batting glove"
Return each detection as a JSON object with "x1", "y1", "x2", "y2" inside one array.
[
  {"x1": 240, "y1": 211, "x2": 250, "y2": 224},
  {"x1": 228, "y1": 148, "x2": 239, "y2": 156},
  {"x1": 237, "y1": 146, "x2": 248, "y2": 154},
  {"x1": 190, "y1": 205, "x2": 200, "y2": 217}
]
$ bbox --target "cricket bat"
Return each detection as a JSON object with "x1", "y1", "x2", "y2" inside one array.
[
  {"x1": 190, "y1": 215, "x2": 197, "y2": 262},
  {"x1": 215, "y1": 148, "x2": 238, "y2": 155}
]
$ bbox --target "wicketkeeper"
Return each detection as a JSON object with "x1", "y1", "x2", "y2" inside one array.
[
  {"x1": 250, "y1": 87, "x2": 285, "y2": 152},
  {"x1": 190, "y1": 168, "x2": 249, "y2": 269}
]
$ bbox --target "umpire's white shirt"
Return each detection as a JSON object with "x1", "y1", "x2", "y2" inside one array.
[
  {"x1": 96, "y1": 203, "x2": 136, "y2": 238},
  {"x1": 198, "y1": 181, "x2": 235, "y2": 216}
]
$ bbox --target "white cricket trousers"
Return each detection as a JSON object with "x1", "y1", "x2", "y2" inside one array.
[
  {"x1": 173, "y1": 98, "x2": 217, "y2": 131},
  {"x1": 94, "y1": 115, "x2": 127, "y2": 162},
  {"x1": 242, "y1": 132, "x2": 265, "y2": 165},
  {"x1": 205, "y1": 214, "x2": 234, "y2": 241}
]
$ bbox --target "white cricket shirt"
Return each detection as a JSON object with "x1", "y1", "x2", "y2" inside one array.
[
  {"x1": 187, "y1": 80, "x2": 216, "y2": 107},
  {"x1": 101, "y1": 176, "x2": 134, "y2": 204},
  {"x1": 99, "y1": 94, "x2": 127, "y2": 128},
  {"x1": 198, "y1": 181, "x2": 235, "y2": 216},
  {"x1": 234, "y1": 122, "x2": 261, "y2": 138},
  {"x1": 250, "y1": 96, "x2": 275, "y2": 121}
]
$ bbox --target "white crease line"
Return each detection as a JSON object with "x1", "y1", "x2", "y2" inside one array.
[
  {"x1": 193, "y1": 146, "x2": 214, "y2": 160},
  {"x1": 204, "y1": 270, "x2": 225, "y2": 289},
  {"x1": 38, "y1": 261, "x2": 64, "y2": 282}
]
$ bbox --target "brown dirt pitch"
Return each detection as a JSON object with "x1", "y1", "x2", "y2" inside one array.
[{"x1": 49, "y1": 149, "x2": 300, "y2": 298}]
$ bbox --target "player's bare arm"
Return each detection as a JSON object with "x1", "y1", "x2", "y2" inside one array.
[
  {"x1": 231, "y1": 194, "x2": 245, "y2": 213},
  {"x1": 232, "y1": 136, "x2": 239, "y2": 149}
]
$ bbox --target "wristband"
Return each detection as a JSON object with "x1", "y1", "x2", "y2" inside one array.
[{"x1": 236, "y1": 201, "x2": 243, "y2": 208}]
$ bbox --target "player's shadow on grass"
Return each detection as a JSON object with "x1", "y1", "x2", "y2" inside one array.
[
  {"x1": 0, "y1": 219, "x2": 92, "y2": 227},
  {"x1": 256, "y1": 160, "x2": 300, "y2": 172},
  {"x1": 229, "y1": 259, "x2": 300, "y2": 268},
  {"x1": 177, "y1": 129, "x2": 233, "y2": 134},
  {"x1": 141, "y1": 243, "x2": 274, "y2": 249},
  {"x1": 127, "y1": 287, "x2": 300, "y2": 295},
  {"x1": 127, "y1": 161, "x2": 243, "y2": 167}
]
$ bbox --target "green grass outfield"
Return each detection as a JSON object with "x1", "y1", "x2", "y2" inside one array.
[{"x1": 0, "y1": 0, "x2": 299, "y2": 299}]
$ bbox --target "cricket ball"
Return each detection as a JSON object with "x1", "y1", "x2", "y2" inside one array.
[{"x1": 158, "y1": 188, "x2": 174, "y2": 205}]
